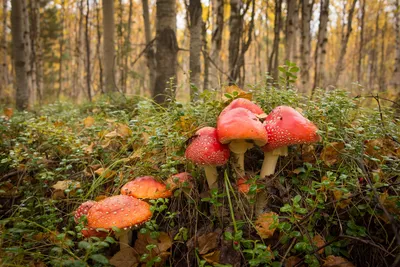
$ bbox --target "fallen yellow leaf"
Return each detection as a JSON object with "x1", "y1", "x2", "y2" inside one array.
[
  {"x1": 83, "y1": 116, "x2": 95, "y2": 127},
  {"x1": 255, "y1": 212, "x2": 279, "y2": 239}
]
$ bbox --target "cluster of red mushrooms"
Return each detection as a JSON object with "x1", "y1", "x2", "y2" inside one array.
[
  {"x1": 73, "y1": 98, "x2": 320, "y2": 244},
  {"x1": 185, "y1": 98, "x2": 321, "y2": 191}
]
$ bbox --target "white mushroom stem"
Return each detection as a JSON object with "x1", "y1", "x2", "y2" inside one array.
[
  {"x1": 116, "y1": 229, "x2": 131, "y2": 250},
  {"x1": 229, "y1": 140, "x2": 254, "y2": 177},
  {"x1": 260, "y1": 146, "x2": 288, "y2": 177},
  {"x1": 204, "y1": 165, "x2": 218, "y2": 189}
]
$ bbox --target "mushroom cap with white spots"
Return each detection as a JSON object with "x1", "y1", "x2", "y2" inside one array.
[
  {"x1": 87, "y1": 195, "x2": 151, "y2": 229},
  {"x1": 74, "y1": 200, "x2": 96, "y2": 223},
  {"x1": 221, "y1": 98, "x2": 265, "y2": 116},
  {"x1": 217, "y1": 108, "x2": 268, "y2": 146},
  {"x1": 185, "y1": 127, "x2": 230, "y2": 166},
  {"x1": 262, "y1": 106, "x2": 320, "y2": 151},
  {"x1": 121, "y1": 176, "x2": 172, "y2": 199}
]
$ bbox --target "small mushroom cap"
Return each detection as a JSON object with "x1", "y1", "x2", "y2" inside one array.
[
  {"x1": 87, "y1": 195, "x2": 151, "y2": 229},
  {"x1": 221, "y1": 98, "x2": 265, "y2": 116},
  {"x1": 217, "y1": 108, "x2": 268, "y2": 146},
  {"x1": 185, "y1": 127, "x2": 230, "y2": 166},
  {"x1": 262, "y1": 106, "x2": 320, "y2": 151},
  {"x1": 166, "y1": 172, "x2": 193, "y2": 190},
  {"x1": 237, "y1": 177, "x2": 250, "y2": 194},
  {"x1": 121, "y1": 176, "x2": 172, "y2": 199},
  {"x1": 74, "y1": 200, "x2": 96, "y2": 223}
]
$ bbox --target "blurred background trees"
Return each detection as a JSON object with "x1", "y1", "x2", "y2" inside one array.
[{"x1": 0, "y1": 0, "x2": 399, "y2": 109}]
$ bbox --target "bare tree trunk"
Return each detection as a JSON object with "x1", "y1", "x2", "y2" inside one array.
[
  {"x1": 85, "y1": 0, "x2": 92, "y2": 101},
  {"x1": 228, "y1": 0, "x2": 242, "y2": 84},
  {"x1": 142, "y1": 0, "x2": 156, "y2": 96},
  {"x1": 123, "y1": 0, "x2": 133, "y2": 94},
  {"x1": 357, "y1": 0, "x2": 366, "y2": 83},
  {"x1": 21, "y1": 0, "x2": 33, "y2": 106},
  {"x1": 210, "y1": 0, "x2": 224, "y2": 89},
  {"x1": 95, "y1": 0, "x2": 103, "y2": 93},
  {"x1": 189, "y1": 0, "x2": 203, "y2": 100},
  {"x1": 312, "y1": 0, "x2": 329, "y2": 94},
  {"x1": 30, "y1": 0, "x2": 42, "y2": 103},
  {"x1": 73, "y1": 0, "x2": 84, "y2": 101},
  {"x1": 379, "y1": 14, "x2": 387, "y2": 91},
  {"x1": 11, "y1": 0, "x2": 29, "y2": 110},
  {"x1": 202, "y1": 23, "x2": 209, "y2": 90},
  {"x1": 268, "y1": 0, "x2": 282, "y2": 81},
  {"x1": 285, "y1": 0, "x2": 297, "y2": 62},
  {"x1": 394, "y1": 0, "x2": 400, "y2": 114},
  {"x1": 58, "y1": 0, "x2": 65, "y2": 99},
  {"x1": 1, "y1": 0, "x2": 8, "y2": 99},
  {"x1": 300, "y1": 0, "x2": 314, "y2": 92},
  {"x1": 153, "y1": 0, "x2": 178, "y2": 104},
  {"x1": 103, "y1": 0, "x2": 115, "y2": 92},
  {"x1": 333, "y1": 0, "x2": 357, "y2": 86}
]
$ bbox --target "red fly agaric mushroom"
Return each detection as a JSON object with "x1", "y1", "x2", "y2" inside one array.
[
  {"x1": 221, "y1": 98, "x2": 265, "y2": 116},
  {"x1": 217, "y1": 107, "x2": 268, "y2": 176},
  {"x1": 121, "y1": 176, "x2": 172, "y2": 199},
  {"x1": 74, "y1": 200, "x2": 109, "y2": 238},
  {"x1": 166, "y1": 172, "x2": 193, "y2": 191},
  {"x1": 185, "y1": 127, "x2": 230, "y2": 189},
  {"x1": 87, "y1": 195, "x2": 152, "y2": 248},
  {"x1": 260, "y1": 106, "x2": 320, "y2": 177}
]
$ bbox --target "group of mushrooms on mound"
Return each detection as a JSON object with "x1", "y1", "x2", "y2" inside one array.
[
  {"x1": 73, "y1": 97, "x2": 320, "y2": 247},
  {"x1": 74, "y1": 173, "x2": 192, "y2": 244},
  {"x1": 185, "y1": 98, "x2": 321, "y2": 191}
]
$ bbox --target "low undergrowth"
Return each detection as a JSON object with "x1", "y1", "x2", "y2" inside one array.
[{"x1": 0, "y1": 81, "x2": 399, "y2": 267}]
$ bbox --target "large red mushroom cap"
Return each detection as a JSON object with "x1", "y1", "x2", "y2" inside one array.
[
  {"x1": 87, "y1": 195, "x2": 151, "y2": 229},
  {"x1": 74, "y1": 200, "x2": 96, "y2": 223},
  {"x1": 217, "y1": 108, "x2": 268, "y2": 147},
  {"x1": 121, "y1": 176, "x2": 172, "y2": 199},
  {"x1": 185, "y1": 127, "x2": 230, "y2": 166},
  {"x1": 262, "y1": 106, "x2": 320, "y2": 151},
  {"x1": 221, "y1": 98, "x2": 265, "y2": 116}
]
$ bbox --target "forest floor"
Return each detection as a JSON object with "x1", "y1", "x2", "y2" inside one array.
[{"x1": 0, "y1": 86, "x2": 399, "y2": 267}]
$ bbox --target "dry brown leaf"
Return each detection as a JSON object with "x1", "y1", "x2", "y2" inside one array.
[
  {"x1": 301, "y1": 144, "x2": 317, "y2": 163},
  {"x1": 53, "y1": 121, "x2": 64, "y2": 127},
  {"x1": 312, "y1": 234, "x2": 325, "y2": 254},
  {"x1": 332, "y1": 190, "x2": 352, "y2": 209},
  {"x1": 285, "y1": 256, "x2": 303, "y2": 267},
  {"x1": 255, "y1": 212, "x2": 278, "y2": 239},
  {"x1": 132, "y1": 232, "x2": 172, "y2": 267},
  {"x1": 94, "y1": 168, "x2": 116, "y2": 179},
  {"x1": 95, "y1": 195, "x2": 108, "y2": 201},
  {"x1": 322, "y1": 256, "x2": 355, "y2": 267},
  {"x1": 321, "y1": 142, "x2": 345, "y2": 166},
  {"x1": 3, "y1": 107, "x2": 13, "y2": 119},
  {"x1": 51, "y1": 180, "x2": 81, "y2": 191},
  {"x1": 223, "y1": 85, "x2": 253, "y2": 101},
  {"x1": 197, "y1": 232, "x2": 220, "y2": 255},
  {"x1": 116, "y1": 123, "x2": 132, "y2": 137},
  {"x1": 51, "y1": 190, "x2": 65, "y2": 200},
  {"x1": 379, "y1": 191, "x2": 400, "y2": 215},
  {"x1": 84, "y1": 142, "x2": 95, "y2": 154},
  {"x1": 202, "y1": 250, "x2": 221, "y2": 265},
  {"x1": 83, "y1": 116, "x2": 95, "y2": 127},
  {"x1": 109, "y1": 248, "x2": 139, "y2": 267},
  {"x1": 364, "y1": 138, "x2": 399, "y2": 161},
  {"x1": 0, "y1": 182, "x2": 19, "y2": 197}
]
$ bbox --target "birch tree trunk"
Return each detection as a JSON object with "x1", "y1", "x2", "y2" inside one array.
[
  {"x1": 153, "y1": 0, "x2": 178, "y2": 104},
  {"x1": 312, "y1": 0, "x2": 329, "y2": 93},
  {"x1": 189, "y1": 0, "x2": 203, "y2": 100},
  {"x1": 1, "y1": 0, "x2": 8, "y2": 98},
  {"x1": 333, "y1": 0, "x2": 357, "y2": 86},
  {"x1": 103, "y1": 0, "x2": 115, "y2": 92},
  {"x1": 300, "y1": 0, "x2": 314, "y2": 92},
  {"x1": 285, "y1": 0, "x2": 297, "y2": 62},
  {"x1": 142, "y1": 0, "x2": 156, "y2": 96},
  {"x1": 268, "y1": 0, "x2": 282, "y2": 81},
  {"x1": 229, "y1": 0, "x2": 242, "y2": 84},
  {"x1": 11, "y1": 0, "x2": 29, "y2": 110},
  {"x1": 357, "y1": 0, "x2": 366, "y2": 83},
  {"x1": 210, "y1": 0, "x2": 224, "y2": 89}
]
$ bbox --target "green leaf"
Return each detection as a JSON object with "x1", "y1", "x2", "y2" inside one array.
[
  {"x1": 90, "y1": 254, "x2": 109, "y2": 264},
  {"x1": 78, "y1": 241, "x2": 91, "y2": 250}
]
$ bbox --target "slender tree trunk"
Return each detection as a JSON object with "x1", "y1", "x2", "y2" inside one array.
[
  {"x1": 392, "y1": 0, "x2": 400, "y2": 111},
  {"x1": 379, "y1": 14, "x2": 387, "y2": 91},
  {"x1": 268, "y1": 0, "x2": 282, "y2": 81},
  {"x1": 117, "y1": 0, "x2": 124, "y2": 92},
  {"x1": 285, "y1": 0, "x2": 297, "y2": 62},
  {"x1": 103, "y1": 0, "x2": 115, "y2": 92},
  {"x1": 189, "y1": 0, "x2": 203, "y2": 100},
  {"x1": 333, "y1": 0, "x2": 357, "y2": 86},
  {"x1": 73, "y1": 0, "x2": 84, "y2": 101},
  {"x1": 123, "y1": 0, "x2": 133, "y2": 94},
  {"x1": 11, "y1": 0, "x2": 29, "y2": 110},
  {"x1": 95, "y1": 0, "x2": 103, "y2": 93},
  {"x1": 1, "y1": 0, "x2": 8, "y2": 99},
  {"x1": 30, "y1": 0, "x2": 42, "y2": 103},
  {"x1": 228, "y1": 0, "x2": 242, "y2": 84},
  {"x1": 312, "y1": 0, "x2": 329, "y2": 94},
  {"x1": 202, "y1": 23, "x2": 209, "y2": 90},
  {"x1": 357, "y1": 0, "x2": 366, "y2": 83},
  {"x1": 210, "y1": 0, "x2": 224, "y2": 89},
  {"x1": 21, "y1": 0, "x2": 33, "y2": 106},
  {"x1": 85, "y1": 0, "x2": 91, "y2": 101},
  {"x1": 153, "y1": 0, "x2": 178, "y2": 104},
  {"x1": 300, "y1": 0, "x2": 314, "y2": 92},
  {"x1": 142, "y1": 0, "x2": 156, "y2": 96},
  {"x1": 58, "y1": 0, "x2": 65, "y2": 99}
]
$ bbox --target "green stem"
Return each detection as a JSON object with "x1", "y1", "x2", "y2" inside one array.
[{"x1": 224, "y1": 170, "x2": 238, "y2": 233}]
